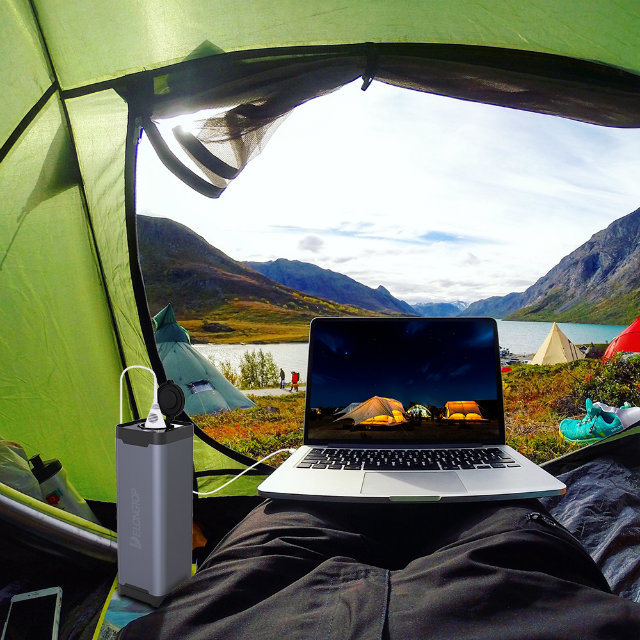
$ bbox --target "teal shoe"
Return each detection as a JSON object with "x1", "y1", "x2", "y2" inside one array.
[{"x1": 560, "y1": 398, "x2": 624, "y2": 444}]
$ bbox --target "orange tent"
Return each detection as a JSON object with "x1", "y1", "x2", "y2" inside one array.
[
  {"x1": 444, "y1": 401, "x2": 483, "y2": 420},
  {"x1": 339, "y1": 396, "x2": 407, "y2": 426}
]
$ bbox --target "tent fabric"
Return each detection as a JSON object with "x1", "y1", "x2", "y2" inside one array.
[
  {"x1": 0, "y1": 1, "x2": 54, "y2": 148},
  {"x1": 29, "y1": 2, "x2": 640, "y2": 92},
  {"x1": 340, "y1": 396, "x2": 407, "y2": 426},
  {"x1": 154, "y1": 304, "x2": 190, "y2": 344},
  {"x1": 154, "y1": 304, "x2": 255, "y2": 416},
  {"x1": 541, "y1": 424, "x2": 640, "y2": 601},
  {"x1": 543, "y1": 455, "x2": 640, "y2": 601},
  {"x1": 602, "y1": 316, "x2": 640, "y2": 361},
  {"x1": 531, "y1": 322, "x2": 586, "y2": 366},
  {"x1": 0, "y1": 91, "x2": 146, "y2": 502}
]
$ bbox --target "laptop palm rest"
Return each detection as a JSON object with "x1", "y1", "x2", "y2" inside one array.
[{"x1": 361, "y1": 471, "x2": 467, "y2": 499}]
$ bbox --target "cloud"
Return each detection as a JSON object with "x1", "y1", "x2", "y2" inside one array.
[
  {"x1": 461, "y1": 252, "x2": 481, "y2": 266},
  {"x1": 271, "y1": 224, "x2": 497, "y2": 248},
  {"x1": 499, "y1": 277, "x2": 536, "y2": 290},
  {"x1": 429, "y1": 278, "x2": 487, "y2": 289},
  {"x1": 330, "y1": 256, "x2": 356, "y2": 264},
  {"x1": 299, "y1": 235, "x2": 324, "y2": 253}
]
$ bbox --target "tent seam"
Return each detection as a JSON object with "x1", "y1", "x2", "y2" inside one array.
[
  {"x1": 59, "y1": 43, "x2": 640, "y2": 104},
  {"x1": 0, "y1": 83, "x2": 58, "y2": 163}
]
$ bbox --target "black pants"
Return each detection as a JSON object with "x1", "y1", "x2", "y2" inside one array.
[{"x1": 119, "y1": 499, "x2": 640, "y2": 639}]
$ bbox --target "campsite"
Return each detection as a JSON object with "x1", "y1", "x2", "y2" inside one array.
[
  {"x1": 3, "y1": 3, "x2": 640, "y2": 639},
  {"x1": 305, "y1": 394, "x2": 499, "y2": 441}
]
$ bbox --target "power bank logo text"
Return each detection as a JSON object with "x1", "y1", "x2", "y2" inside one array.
[{"x1": 130, "y1": 488, "x2": 142, "y2": 549}]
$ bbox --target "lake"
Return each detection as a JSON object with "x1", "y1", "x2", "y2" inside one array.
[{"x1": 193, "y1": 319, "x2": 627, "y2": 381}]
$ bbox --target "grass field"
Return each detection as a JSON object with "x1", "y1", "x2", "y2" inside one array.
[
  {"x1": 195, "y1": 393, "x2": 306, "y2": 466},
  {"x1": 180, "y1": 299, "x2": 378, "y2": 344}
]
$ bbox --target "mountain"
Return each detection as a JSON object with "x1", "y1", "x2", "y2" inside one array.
[
  {"x1": 412, "y1": 301, "x2": 468, "y2": 317},
  {"x1": 244, "y1": 258, "x2": 416, "y2": 315},
  {"x1": 461, "y1": 207, "x2": 640, "y2": 324},
  {"x1": 136, "y1": 216, "x2": 374, "y2": 342},
  {"x1": 459, "y1": 292, "x2": 526, "y2": 319}
]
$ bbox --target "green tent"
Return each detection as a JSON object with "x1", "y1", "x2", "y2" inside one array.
[
  {"x1": 3, "y1": 1, "x2": 640, "y2": 635},
  {"x1": 153, "y1": 304, "x2": 255, "y2": 415}
]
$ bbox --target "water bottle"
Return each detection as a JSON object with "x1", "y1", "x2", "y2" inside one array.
[{"x1": 29, "y1": 454, "x2": 100, "y2": 524}]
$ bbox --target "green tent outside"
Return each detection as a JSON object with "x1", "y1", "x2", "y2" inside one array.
[{"x1": 154, "y1": 304, "x2": 255, "y2": 416}]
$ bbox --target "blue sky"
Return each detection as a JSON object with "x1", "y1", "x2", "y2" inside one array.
[{"x1": 137, "y1": 80, "x2": 640, "y2": 305}]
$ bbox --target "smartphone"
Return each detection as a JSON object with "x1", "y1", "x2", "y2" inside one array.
[{"x1": 1, "y1": 587, "x2": 62, "y2": 640}]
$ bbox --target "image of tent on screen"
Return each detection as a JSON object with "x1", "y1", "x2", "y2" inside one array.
[{"x1": 306, "y1": 319, "x2": 502, "y2": 442}]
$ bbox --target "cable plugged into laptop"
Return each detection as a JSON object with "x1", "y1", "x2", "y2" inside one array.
[{"x1": 194, "y1": 448, "x2": 296, "y2": 496}]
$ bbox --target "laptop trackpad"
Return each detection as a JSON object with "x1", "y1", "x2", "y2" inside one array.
[{"x1": 361, "y1": 472, "x2": 467, "y2": 498}]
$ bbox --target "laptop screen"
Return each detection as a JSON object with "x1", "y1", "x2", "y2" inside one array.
[{"x1": 305, "y1": 317, "x2": 504, "y2": 445}]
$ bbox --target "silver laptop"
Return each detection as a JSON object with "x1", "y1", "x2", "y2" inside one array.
[{"x1": 258, "y1": 317, "x2": 565, "y2": 502}]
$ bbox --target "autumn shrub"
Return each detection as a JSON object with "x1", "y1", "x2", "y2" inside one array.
[
  {"x1": 212, "y1": 357, "x2": 241, "y2": 387},
  {"x1": 193, "y1": 393, "x2": 305, "y2": 465},
  {"x1": 574, "y1": 353, "x2": 640, "y2": 408},
  {"x1": 503, "y1": 359, "x2": 597, "y2": 431}
]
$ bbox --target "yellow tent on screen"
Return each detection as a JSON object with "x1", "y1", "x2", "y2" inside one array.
[
  {"x1": 531, "y1": 323, "x2": 586, "y2": 365},
  {"x1": 340, "y1": 396, "x2": 407, "y2": 426},
  {"x1": 444, "y1": 401, "x2": 483, "y2": 420}
]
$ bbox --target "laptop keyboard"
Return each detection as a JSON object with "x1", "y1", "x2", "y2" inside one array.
[{"x1": 297, "y1": 447, "x2": 521, "y2": 471}]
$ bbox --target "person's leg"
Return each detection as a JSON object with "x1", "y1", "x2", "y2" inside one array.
[
  {"x1": 118, "y1": 499, "x2": 390, "y2": 640},
  {"x1": 386, "y1": 500, "x2": 640, "y2": 640}
]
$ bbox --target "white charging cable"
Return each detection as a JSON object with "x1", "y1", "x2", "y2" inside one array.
[
  {"x1": 193, "y1": 448, "x2": 296, "y2": 496},
  {"x1": 119, "y1": 365, "x2": 166, "y2": 429}
]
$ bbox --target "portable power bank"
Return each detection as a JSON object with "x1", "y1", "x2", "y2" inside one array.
[{"x1": 116, "y1": 420, "x2": 193, "y2": 607}]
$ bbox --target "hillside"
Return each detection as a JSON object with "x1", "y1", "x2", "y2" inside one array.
[
  {"x1": 136, "y1": 216, "x2": 377, "y2": 343},
  {"x1": 462, "y1": 207, "x2": 640, "y2": 324},
  {"x1": 245, "y1": 258, "x2": 415, "y2": 315}
]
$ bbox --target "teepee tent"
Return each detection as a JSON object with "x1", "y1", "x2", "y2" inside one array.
[
  {"x1": 339, "y1": 396, "x2": 407, "y2": 426},
  {"x1": 603, "y1": 317, "x2": 640, "y2": 362},
  {"x1": 531, "y1": 323, "x2": 586, "y2": 366},
  {"x1": 4, "y1": 2, "x2": 640, "y2": 633},
  {"x1": 154, "y1": 304, "x2": 255, "y2": 415}
]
